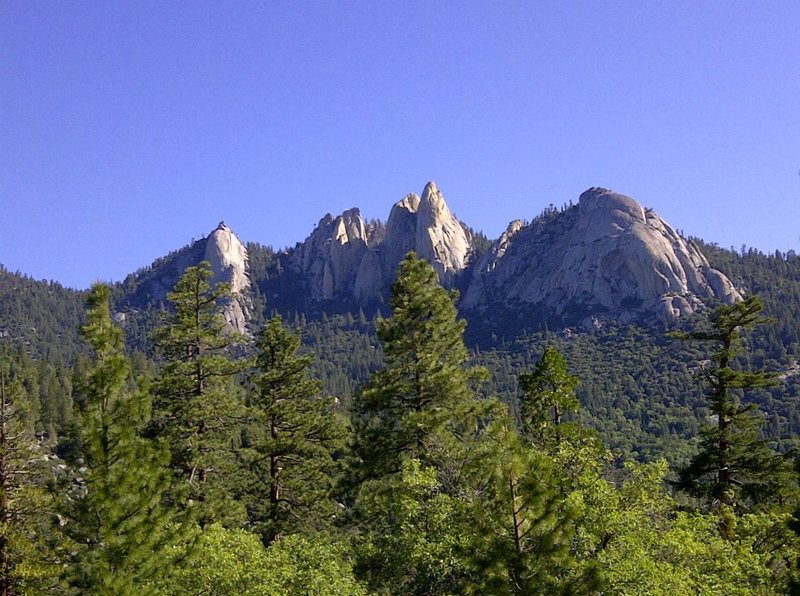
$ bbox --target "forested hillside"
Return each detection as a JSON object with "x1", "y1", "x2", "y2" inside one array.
[
  {"x1": 1, "y1": 255, "x2": 798, "y2": 593},
  {"x1": 3, "y1": 240, "x2": 800, "y2": 464}
]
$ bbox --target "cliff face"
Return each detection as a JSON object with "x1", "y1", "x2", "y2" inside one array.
[
  {"x1": 463, "y1": 187, "x2": 741, "y2": 324},
  {"x1": 121, "y1": 222, "x2": 251, "y2": 334},
  {"x1": 292, "y1": 182, "x2": 473, "y2": 303},
  {"x1": 295, "y1": 209, "x2": 370, "y2": 301},
  {"x1": 204, "y1": 222, "x2": 251, "y2": 334}
]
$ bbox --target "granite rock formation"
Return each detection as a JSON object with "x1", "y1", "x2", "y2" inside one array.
[
  {"x1": 292, "y1": 182, "x2": 473, "y2": 303},
  {"x1": 204, "y1": 222, "x2": 251, "y2": 333},
  {"x1": 462, "y1": 187, "x2": 741, "y2": 324},
  {"x1": 120, "y1": 222, "x2": 251, "y2": 334}
]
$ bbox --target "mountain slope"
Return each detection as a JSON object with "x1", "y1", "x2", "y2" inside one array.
[{"x1": 463, "y1": 187, "x2": 740, "y2": 328}]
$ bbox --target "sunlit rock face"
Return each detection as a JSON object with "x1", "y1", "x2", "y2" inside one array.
[
  {"x1": 295, "y1": 209, "x2": 370, "y2": 301},
  {"x1": 413, "y1": 182, "x2": 471, "y2": 286},
  {"x1": 204, "y1": 222, "x2": 251, "y2": 334},
  {"x1": 463, "y1": 187, "x2": 741, "y2": 324},
  {"x1": 294, "y1": 182, "x2": 474, "y2": 303},
  {"x1": 116, "y1": 221, "x2": 252, "y2": 335}
]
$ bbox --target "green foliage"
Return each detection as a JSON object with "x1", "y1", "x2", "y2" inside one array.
[
  {"x1": 674, "y1": 296, "x2": 795, "y2": 510},
  {"x1": 151, "y1": 262, "x2": 247, "y2": 526},
  {"x1": 351, "y1": 254, "x2": 505, "y2": 593},
  {"x1": 354, "y1": 459, "x2": 472, "y2": 594},
  {"x1": 148, "y1": 523, "x2": 365, "y2": 595},
  {"x1": 571, "y1": 457, "x2": 798, "y2": 594},
  {"x1": 61, "y1": 285, "x2": 190, "y2": 594},
  {"x1": 466, "y1": 422, "x2": 592, "y2": 595},
  {"x1": 241, "y1": 315, "x2": 346, "y2": 544},
  {"x1": 0, "y1": 354, "x2": 61, "y2": 594},
  {"x1": 353, "y1": 253, "x2": 495, "y2": 484},
  {"x1": 0, "y1": 266, "x2": 87, "y2": 364},
  {"x1": 6, "y1": 239, "x2": 800, "y2": 593},
  {"x1": 519, "y1": 346, "x2": 580, "y2": 449}
]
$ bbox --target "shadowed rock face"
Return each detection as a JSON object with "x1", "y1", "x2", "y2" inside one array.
[
  {"x1": 292, "y1": 182, "x2": 473, "y2": 303},
  {"x1": 463, "y1": 187, "x2": 741, "y2": 323},
  {"x1": 295, "y1": 209, "x2": 370, "y2": 301}
]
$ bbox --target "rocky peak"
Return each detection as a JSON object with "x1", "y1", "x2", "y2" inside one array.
[
  {"x1": 464, "y1": 188, "x2": 741, "y2": 324},
  {"x1": 294, "y1": 208, "x2": 370, "y2": 300},
  {"x1": 205, "y1": 222, "x2": 250, "y2": 295},
  {"x1": 383, "y1": 193, "x2": 422, "y2": 274},
  {"x1": 414, "y1": 181, "x2": 471, "y2": 285},
  {"x1": 293, "y1": 183, "x2": 474, "y2": 303},
  {"x1": 203, "y1": 222, "x2": 251, "y2": 334},
  {"x1": 121, "y1": 222, "x2": 252, "y2": 335}
]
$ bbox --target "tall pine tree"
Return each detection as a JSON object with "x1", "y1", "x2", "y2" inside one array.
[
  {"x1": 62, "y1": 284, "x2": 188, "y2": 594},
  {"x1": 519, "y1": 346, "x2": 580, "y2": 450},
  {"x1": 675, "y1": 296, "x2": 794, "y2": 514},
  {"x1": 352, "y1": 252, "x2": 494, "y2": 486},
  {"x1": 151, "y1": 262, "x2": 246, "y2": 526},
  {"x1": 242, "y1": 315, "x2": 346, "y2": 545},
  {"x1": 351, "y1": 253, "x2": 502, "y2": 593}
]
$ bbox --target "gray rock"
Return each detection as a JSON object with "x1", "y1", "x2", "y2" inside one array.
[
  {"x1": 118, "y1": 222, "x2": 252, "y2": 335},
  {"x1": 294, "y1": 182, "x2": 473, "y2": 303},
  {"x1": 294, "y1": 208, "x2": 370, "y2": 300},
  {"x1": 463, "y1": 187, "x2": 741, "y2": 323},
  {"x1": 204, "y1": 222, "x2": 251, "y2": 334}
]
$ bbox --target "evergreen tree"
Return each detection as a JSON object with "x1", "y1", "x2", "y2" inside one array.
[
  {"x1": 519, "y1": 346, "x2": 579, "y2": 449},
  {"x1": 468, "y1": 421, "x2": 591, "y2": 594},
  {"x1": 242, "y1": 315, "x2": 346, "y2": 545},
  {"x1": 351, "y1": 254, "x2": 502, "y2": 593},
  {"x1": 62, "y1": 285, "x2": 188, "y2": 594},
  {"x1": 352, "y1": 252, "x2": 494, "y2": 486},
  {"x1": 0, "y1": 354, "x2": 60, "y2": 594},
  {"x1": 151, "y1": 262, "x2": 246, "y2": 525},
  {"x1": 674, "y1": 296, "x2": 794, "y2": 514}
]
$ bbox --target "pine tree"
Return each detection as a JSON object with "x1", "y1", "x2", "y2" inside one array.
[
  {"x1": 351, "y1": 253, "x2": 502, "y2": 593},
  {"x1": 62, "y1": 285, "x2": 188, "y2": 594},
  {"x1": 352, "y1": 252, "x2": 494, "y2": 486},
  {"x1": 519, "y1": 346, "x2": 579, "y2": 449},
  {"x1": 674, "y1": 296, "x2": 793, "y2": 514},
  {"x1": 151, "y1": 262, "x2": 246, "y2": 525},
  {"x1": 469, "y1": 421, "x2": 592, "y2": 595},
  {"x1": 0, "y1": 353, "x2": 60, "y2": 594},
  {"x1": 242, "y1": 315, "x2": 346, "y2": 545}
]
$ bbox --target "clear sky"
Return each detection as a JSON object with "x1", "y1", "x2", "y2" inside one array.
[{"x1": 2, "y1": 1, "x2": 799, "y2": 289}]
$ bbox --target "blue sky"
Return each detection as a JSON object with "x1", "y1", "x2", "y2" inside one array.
[{"x1": 2, "y1": 1, "x2": 799, "y2": 289}]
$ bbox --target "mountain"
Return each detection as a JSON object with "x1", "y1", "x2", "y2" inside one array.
[
  {"x1": 27, "y1": 182, "x2": 740, "y2": 339},
  {"x1": 118, "y1": 221, "x2": 251, "y2": 334},
  {"x1": 462, "y1": 187, "x2": 741, "y2": 329},
  {"x1": 290, "y1": 181, "x2": 473, "y2": 304},
  {"x1": 269, "y1": 183, "x2": 741, "y2": 331},
  {"x1": 3, "y1": 183, "x2": 800, "y2": 461}
]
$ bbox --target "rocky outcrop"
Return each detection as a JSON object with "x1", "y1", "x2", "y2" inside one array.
[
  {"x1": 463, "y1": 187, "x2": 741, "y2": 324},
  {"x1": 120, "y1": 222, "x2": 252, "y2": 334},
  {"x1": 115, "y1": 184, "x2": 743, "y2": 333},
  {"x1": 295, "y1": 209, "x2": 370, "y2": 300},
  {"x1": 414, "y1": 182, "x2": 472, "y2": 286},
  {"x1": 204, "y1": 222, "x2": 251, "y2": 334},
  {"x1": 293, "y1": 182, "x2": 473, "y2": 303}
]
